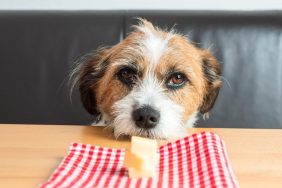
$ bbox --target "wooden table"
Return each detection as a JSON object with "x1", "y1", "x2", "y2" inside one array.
[{"x1": 0, "y1": 125, "x2": 281, "y2": 188}]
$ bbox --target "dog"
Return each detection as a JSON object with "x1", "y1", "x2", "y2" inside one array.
[{"x1": 71, "y1": 19, "x2": 221, "y2": 139}]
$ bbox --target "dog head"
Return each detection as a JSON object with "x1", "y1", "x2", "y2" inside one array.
[{"x1": 71, "y1": 19, "x2": 221, "y2": 139}]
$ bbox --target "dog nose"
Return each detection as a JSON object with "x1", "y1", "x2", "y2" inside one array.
[{"x1": 132, "y1": 105, "x2": 160, "y2": 129}]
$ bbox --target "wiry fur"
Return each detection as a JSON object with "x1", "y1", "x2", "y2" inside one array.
[{"x1": 70, "y1": 18, "x2": 222, "y2": 139}]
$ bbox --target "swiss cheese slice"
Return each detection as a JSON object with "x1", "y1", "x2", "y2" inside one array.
[{"x1": 124, "y1": 136, "x2": 159, "y2": 178}]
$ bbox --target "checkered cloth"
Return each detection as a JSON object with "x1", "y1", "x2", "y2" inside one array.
[{"x1": 41, "y1": 132, "x2": 239, "y2": 188}]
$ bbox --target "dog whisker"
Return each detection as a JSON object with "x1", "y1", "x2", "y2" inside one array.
[{"x1": 220, "y1": 76, "x2": 232, "y2": 89}]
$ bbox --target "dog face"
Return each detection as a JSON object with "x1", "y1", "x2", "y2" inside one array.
[{"x1": 71, "y1": 19, "x2": 221, "y2": 139}]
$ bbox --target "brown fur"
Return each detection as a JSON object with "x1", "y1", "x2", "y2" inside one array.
[{"x1": 73, "y1": 18, "x2": 221, "y2": 126}]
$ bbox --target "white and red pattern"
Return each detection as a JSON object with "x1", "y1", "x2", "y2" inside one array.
[{"x1": 41, "y1": 132, "x2": 239, "y2": 188}]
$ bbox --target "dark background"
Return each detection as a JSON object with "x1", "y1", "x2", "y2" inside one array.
[{"x1": 0, "y1": 11, "x2": 281, "y2": 128}]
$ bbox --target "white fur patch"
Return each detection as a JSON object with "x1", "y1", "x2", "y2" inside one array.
[
  {"x1": 139, "y1": 26, "x2": 173, "y2": 65},
  {"x1": 185, "y1": 111, "x2": 198, "y2": 128},
  {"x1": 112, "y1": 73, "x2": 187, "y2": 139}
]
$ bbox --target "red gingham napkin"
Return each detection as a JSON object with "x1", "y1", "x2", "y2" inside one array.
[{"x1": 41, "y1": 132, "x2": 239, "y2": 188}]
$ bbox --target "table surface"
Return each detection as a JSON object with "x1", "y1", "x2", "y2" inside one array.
[{"x1": 0, "y1": 124, "x2": 282, "y2": 188}]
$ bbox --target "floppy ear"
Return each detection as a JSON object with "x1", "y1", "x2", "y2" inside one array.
[
  {"x1": 70, "y1": 49, "x2": 109, "y2": 117},
  {"x1": 200, "y1": 50, "x2": 222, "y2": 114}
]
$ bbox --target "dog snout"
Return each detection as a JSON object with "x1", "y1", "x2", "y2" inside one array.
[{"x1": 132, "y1": 105, "x2": 160, "y2": 129}]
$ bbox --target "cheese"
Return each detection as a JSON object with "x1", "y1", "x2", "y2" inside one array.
[
  {"x1": 131, "y1": 136, "x2": 158, "y2": 154},
  {"x1": 124, "y1": 136, "x2": 159, "y2": 178},
  {"x1": 128, "y1": 167, "x2": 155, "y2": 178}
]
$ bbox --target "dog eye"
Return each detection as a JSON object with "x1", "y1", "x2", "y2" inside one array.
[
  {"x1": 117, "y1": 67, "x2": 137, "y2": 85},
  {"x1": 166, "y1": 72, "x2": 187, "y2": 89}
]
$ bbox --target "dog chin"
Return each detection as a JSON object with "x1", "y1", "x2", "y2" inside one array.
[
  {"x1": 94, "y1": 112, "x2": 197, "y2": 139},
  {"x1": 109, "y1": 114, "x2": 196, "y2": 139},
  {"x1": 109, "y1": 88, "x2": 194, "y2": 139}
]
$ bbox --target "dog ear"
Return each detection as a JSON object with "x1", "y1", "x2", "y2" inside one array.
[
  {"x1": 200, "y1": 50, "x2": 222, "y2": 114},
  {"x1": 70, "y1": 49, "x2": 109, "y2": 117}
]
